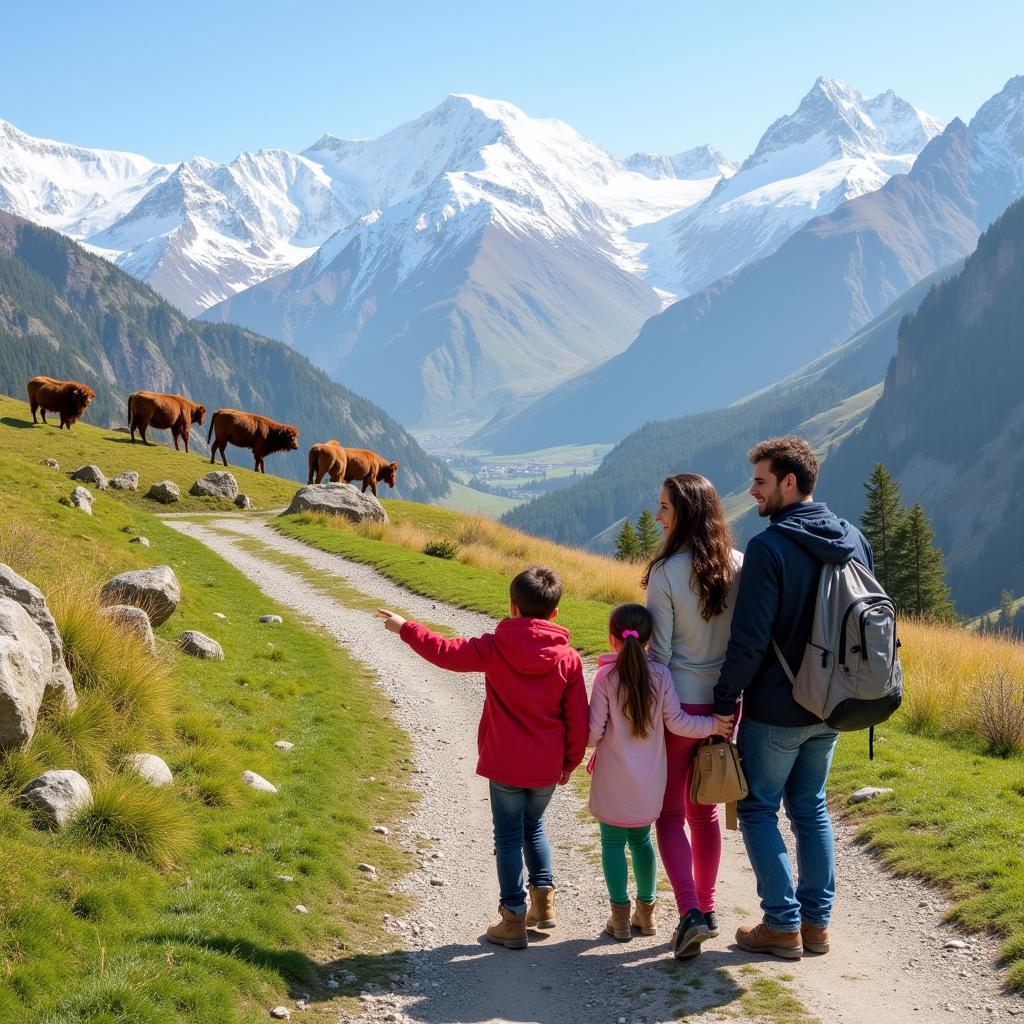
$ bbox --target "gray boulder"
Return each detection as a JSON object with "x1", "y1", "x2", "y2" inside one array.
[
  {"x1": 260, "y1": 615, "x2": 283, "y2": 624},
  {"x1": 100, "y1": 565, "x2": 181, "y2": 626},
  {"x1": 70, "y1": 464, "x2": 108, "y2": 489},
  {"x1": 849, "y1": 786, "x2": 894, "y2": 805},
  {"x1": 99, "y1": 604, "x2": 157, "y2": 654},
  {"x1": 146, "y1": 480, "x2": 181, "y2": 504},
  {"x1": 234, "y1": 493, "x2": 252, "y2": 510},
  {"x1": 20, "y1": 769, "x2": 93, "y2": 829},
  {"x1": 70, "y1": 486, "x2": 94, "y2": 514},
  {"x1": 0, "y1": 599, "x2": 51, "y2": 750},
  {"x1": 109, "y1": 472, "x2": 140, "y2": 491},
  {"x1": 190, "y1": 471, "x2": 238, "y2": 499},
  {"x1": 129, "y1": 536, "x2": 150, "y2": 547},
  {"x1": 178, "y1": 631, "x2": 224, "y2": 660},
  {"x1": 128, "y1": 752, "x2": 173, "y2": 787},
  {"x1": 242, "y1": 770, "x2": 278, "y2": 793},
  {"x1": 284, "y1": 483, "x2": 388, "y2": 524},
  {"x1": 0, "y1": 564, "x2": 77, "y2": 712},
  {"x1": 40, "y1": 458, "x2": 59, "y2": 469}
]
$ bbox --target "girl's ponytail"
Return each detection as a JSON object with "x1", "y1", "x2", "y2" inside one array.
[{"x1": 609, "y1": 603, "x2": 655, "y2": 738}]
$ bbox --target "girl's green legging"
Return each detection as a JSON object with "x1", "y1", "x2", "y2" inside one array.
[{"x1": 600, "y1": 822, "x2": 656, "y2": 903}]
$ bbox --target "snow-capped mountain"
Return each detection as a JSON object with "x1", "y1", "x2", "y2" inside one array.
[
  {"x1": 201, "y1": 94, "x2": 721, "y2": 423},
  {"x1": 624, "y1": 145, "x2": 737, "y2": 181},
  {"x1": 633, "y1": 77, "x2": 945, "y2": 296}
]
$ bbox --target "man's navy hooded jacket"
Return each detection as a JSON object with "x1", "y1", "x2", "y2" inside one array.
[{"x1": 713, "y1": 501, "x2": 874, "y2": 727}]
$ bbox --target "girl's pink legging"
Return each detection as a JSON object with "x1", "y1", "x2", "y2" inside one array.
[{"x1": 655, "y1": 702, "x2": 721, "y2": 916}]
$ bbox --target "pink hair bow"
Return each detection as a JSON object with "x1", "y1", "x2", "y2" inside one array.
[{"x1": 621, "y1": 629, "x2": 639, "y2": 640}]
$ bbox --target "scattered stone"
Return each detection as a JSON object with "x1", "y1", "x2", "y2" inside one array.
[
  {"x1": 235, "y1": 493, "x2": 253, "y2": 510},
  {"x1": 40, "y1": 458, "x2": 59, "y2": 469},
  {"x1": 70, "y1": 486, "x2": 94, "y2": 514},
  {"x1": 109, "y1": 471, "x2": 140, "y2": 491},
  {"x1": 100, "y1": 565, "x2": 181, "y2": 626},
  {"x1": 269, "y1": 1007, "x2": 291, "y2": 1020},
  {"x1": 358, "y1": 863, "x2": 377, "y2": 875},
  {"x1": 178, "y1": 631, "x2": 224, "y2": 660},
  {"x1": 128, "y1": 752, "x2": 173, "y2": 787},
  {"x1": 294, "y1": 904, "x2": 308, "y2": 914},
  {"x1": 212, "y1": 612, "x2": 227, "y2": 619},
  {"x1": 944, "y1": 939, "x2": 968, "y2": 950},
  {"x1": 99, "y1": 604, "x2": 156, "y2": 654},
  {"x1": 283, "y1": 483, "x2": 389, "y2": 524},
  {"x1": 128, "y1": 536, "x2": 150, "y2": 547},
  {"x1": 190, "y1": 471, "x2": 239, "y2": 499},
  {"x1": 276, "y1": 875, "x2": 294, "y2": 882},
  {"x1": 260, "y1": 615, "x2": 283, "y2": 624},
  {"x1": 296, "y1": 999, "x2": 309, "y2": 1011},
  {"x1": 70, "y1": 464, "x2": 108, "y2": 489},
  {"x1": 0, "y1": 598, "x2": 51, "y2": 750},
  {"x1": 20, "y1": 769, "x2": 92, "y2": 829},
  {"x1": 146, "y1": 479, "x2": 181, "y2": 504},
  {"x1": 849, "y1": 786, "x2": 894, "y2": 804},
  {"x1": 274, "y1": 740, "x2": 294, "y2": 751},
  {"x1": 243, "y1": 770, "x2": 278, "y2": 793},
  {"x1": 373, "y1": 825, "x2": 389, "y2": 836},
  {"x1": 326, "y1": 979, "x2": 339, "y2": 989},
  {"x1": 429, "y1": 878, "x2": 444, "y2": 887},
  {"x1": 0, "y1": 564, "x2": 77, "y2": 712}
]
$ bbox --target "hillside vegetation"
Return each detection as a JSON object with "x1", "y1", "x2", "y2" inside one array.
[{"x1": 0, "y1": 210, "x2": 448, "y2": 499}]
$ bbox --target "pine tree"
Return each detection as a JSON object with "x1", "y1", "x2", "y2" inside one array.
[
  {"x1": 615, "y1": 519, "x2": 640, "y2": 562},
  {"x1": 998, "y1": 589, "x2": 1016, "y2": 631},
  {"x1": 890, "y1": 503, "x2": 956, "y2": 620},
  {"x1": 860, "y1": 463, "x2": 907, "y2": 594},
  {"x1": 636, "y1": 508, "x2": 660, "y2": 560}
]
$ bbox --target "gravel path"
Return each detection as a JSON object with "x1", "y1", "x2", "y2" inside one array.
[{"x1": 164, "y1": 515, "x2": 1022, "y2": 1024}]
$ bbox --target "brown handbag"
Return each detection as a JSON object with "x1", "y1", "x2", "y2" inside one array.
[{"x1": 689, "y1": 735, "x2": 748, "y2": 830}]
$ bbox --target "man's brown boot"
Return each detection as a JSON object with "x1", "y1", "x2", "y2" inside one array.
[
  {"x1": 486, "y1": 904, "x2": 528, "y2": 949},
  {"x1": 526, "y1": 885, "x2": 556, "y2": 929},
  {"x1": 735, "y1": 922, "x2": 803, "y2": 959},
  {"x1": 606, "y1": 900, "x2": 632, "y2": 941},
  {"x1": 801, "y1": 922, "x2": 830, "y2": 954},
  {"x1": 631, "y1": 898, "x2": 657, "y2": 935}
]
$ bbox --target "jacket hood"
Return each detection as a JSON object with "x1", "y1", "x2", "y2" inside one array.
[
  {"x1": 767, "y1": 501, "x2": 859, "y2": 564},
  {"x1": 493, "y1": 617, "x2": 576, "y2": 674}
]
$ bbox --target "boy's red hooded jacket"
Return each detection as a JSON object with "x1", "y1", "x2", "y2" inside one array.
[{"x1": 399, "y1": 617, "x2": 589, "y2": 788}]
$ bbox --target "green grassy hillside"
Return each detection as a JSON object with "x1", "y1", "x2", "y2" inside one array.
[{"x1": 0, "y1": 415, "x2": 415, "y2": 1020}]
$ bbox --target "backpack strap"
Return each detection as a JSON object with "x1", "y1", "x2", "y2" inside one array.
[{"x1": 771, "y1": 637, "x2": 797, "y2": 685}]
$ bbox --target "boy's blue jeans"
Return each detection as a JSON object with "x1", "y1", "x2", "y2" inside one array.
[
  {"x1": 489, "y1": 781, "x2": 556, "y2": 914},
  {"x1": 736, "y1": 718, "x2": 839, "y2": 932}
]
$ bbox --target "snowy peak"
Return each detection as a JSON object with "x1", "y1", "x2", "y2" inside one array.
[
  {"x1": 971, "y1": 75, "x2": 1024, "y2": 148},
  {"x1": 625, "y1": 145, "x2": 737, "y2": 181}
]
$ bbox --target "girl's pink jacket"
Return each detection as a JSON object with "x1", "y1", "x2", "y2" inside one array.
[{"x1": 588, "y1": 652, "x2": 713, "y2": 827}]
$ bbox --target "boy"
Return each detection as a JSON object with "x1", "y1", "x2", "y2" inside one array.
[{"x1": 377, "y1": 566, "x2": 589, "y2": 949}]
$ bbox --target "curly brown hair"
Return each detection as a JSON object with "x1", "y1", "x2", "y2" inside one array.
[
  {"x1": 748, "y1": 436, "x2": 819, "y2": 496},
  {"x1": 642, "y1": 474, "x2": 736, "y2": 621}
]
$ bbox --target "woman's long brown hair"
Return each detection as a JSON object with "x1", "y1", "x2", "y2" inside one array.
[
  {"x1": 641, "y1": 473, "x2": 736, "y2": 621},
  {"x1": 609, "y1": 603, "x2": 655, "y2": 739}
]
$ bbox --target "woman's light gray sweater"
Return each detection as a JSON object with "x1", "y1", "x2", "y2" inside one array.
[{"x1": 646, "y1": 548, "x2": 743, "y2": 704}]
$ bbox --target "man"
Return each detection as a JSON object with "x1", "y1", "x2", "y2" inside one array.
[{"x1": 713, "y1": 436, "x2": 873, "y2": 958}]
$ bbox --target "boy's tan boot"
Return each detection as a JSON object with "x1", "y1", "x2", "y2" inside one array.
[
  {"x1": 735, "y1": 922, "x2": 803, "y2": 959},
  {"x1": 606, "y1": 900, "x2": 632, "y2": 941},
  {"x1": 631, "y1": 897, "x2": 657, "y2": 935},
  {"x1": 526, "y1": 885, "x2": 556, "y2": 929},
  {"x1": 486, "y1": 904, "x2": 528, "y2": 949}
]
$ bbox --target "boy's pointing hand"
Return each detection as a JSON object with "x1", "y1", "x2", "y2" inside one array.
[{"x1": 377, "y1": 609, "x2": 407, "y2": 634}]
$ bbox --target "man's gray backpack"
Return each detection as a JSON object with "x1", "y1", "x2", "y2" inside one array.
[{"x1": 772, "y1": 558, "x2": 902, "y2": 754}]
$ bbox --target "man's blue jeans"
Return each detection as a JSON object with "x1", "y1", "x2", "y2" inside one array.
[
  {"x1": 489, "y1": 781, "x2": 556, "y2": 913},
  {"x1": 736, "y1": 718, "x2": 839, "y2": 932}
]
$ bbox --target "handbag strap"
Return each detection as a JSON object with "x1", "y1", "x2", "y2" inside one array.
[{"x1": 725, "y1": 801, "x2": 738, "y2": 831}]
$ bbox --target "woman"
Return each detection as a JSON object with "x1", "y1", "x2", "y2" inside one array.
[{"x1": 643, "y1": 473, "x2": 742, "y2": 959}]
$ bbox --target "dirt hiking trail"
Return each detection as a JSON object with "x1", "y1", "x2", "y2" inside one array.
[{"x1": 164, "y1": 515, "x2": 1020, "y2": 1024}]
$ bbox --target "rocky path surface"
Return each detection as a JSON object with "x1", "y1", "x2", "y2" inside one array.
[{"x1": 164, "y1": 515, "x2": 1021, "y2": 1024}]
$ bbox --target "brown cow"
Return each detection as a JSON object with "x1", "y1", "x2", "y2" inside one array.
[
  {"x1": 27, "y1": 375, "x2": 96, "y2": 430},
  {"x1": 307, "y1": 440, "x2": 347, "y2": 484},
  {"x1": 207, "y1": 409, "x2": 299, "y2": 473},
  {"x1": 128, "y1": 391, "x2": 206, "y2": 453},
  {"x1": 341, "y1": 447, "x2": 399, "y2": 496}
]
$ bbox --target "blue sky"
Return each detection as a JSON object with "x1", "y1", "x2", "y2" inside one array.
[{"x1": 6, "y1": 0, "x2": 1023, "y2": 163}]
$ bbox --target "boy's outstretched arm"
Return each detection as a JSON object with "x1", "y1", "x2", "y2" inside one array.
[{"x1": 378, "y1": 609, "x2": 489, "y2": 672}]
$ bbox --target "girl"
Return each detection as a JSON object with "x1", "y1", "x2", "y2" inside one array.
[{"x1": 588, "y1": 603, "x2": 731, "y2": 954}]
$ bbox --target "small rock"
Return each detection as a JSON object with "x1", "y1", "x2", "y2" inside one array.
[
  {"x1": 944, "y1": 939, "x2": 968, "y2": 950},
  {"x1": 109, "y1": 471, "x2": 139, "y2": 491},
  {"x1": 274, "y1": 740, "x2": 294, "y2": 751},
  {"x1": 373, "y1": 825, "x2": 389, "y2": 836},
  {"x1": 260, "y1": 615, "x2": 283, "y2": 624},
  {"x1": 71, "y1": 464, "x2": 108, "y2": 489},
  {"x1": 269, "y1": 1007, "x2": 291, "y2": 1020},
  {"x1": 326, "y1": 979, "x2": 339, "y2": 989},
  {"x1": 99, "y1": 604, "x2": 156, "y2": 654},
  {"x1": 146, "y1": 479, "x2": 181, "y2": 504},
  {"x1": 190, "y1": 471, "x2": 239, "y2": 500},
  {"x1": 128, "y1": 752, "x2": 173, "y2": 787},
  {"x1": 212, "y1": 612, "x2": 227, "y2": 619},
  {"x1": 276, "y1": 874, "x2": 294, "y2": 882},
  {"x1": 243, "y1": 770, "x2": 278, "y2": 793},
  {"x1": 294, "y1": 904, "x2": 308, "y2": 914},
  {"x1": 40, "y1": 458, "x2": 59, "y2": 469},
  {"x1": 358, "y1": 863, "x2": 377, "y2": 874},
  {"x1": 101, "y1": 565, "x2": 181, "y2": 625},
  {"x1": 128, "y1": 536, "x2": 150, "y2": 547},
  {"x1": 429, "y1": 878, "x2": 444, "y2": 887},
  {"x1": 849, "y1": 786, "x2": 894, "y2": 804},
  {"x1": 70, "y1": 486, "x2": 94, "y2": 514},
  {"x1": 178, "y1": 631, "x2": 224, "y2": 660},
  {"x1": 296, "y1": 1000, "x2": 309, "y2": 1011},
  {"x1": 20, "y1": 769, "x2": 92, "y2": 829},
  {"x1": 235, "y1": 493, "x2": 253, "y2": 510}
]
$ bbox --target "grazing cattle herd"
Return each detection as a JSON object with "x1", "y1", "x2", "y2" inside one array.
[{"x1": 23, "y1": 376, "x2": 400, "y2": 491}]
